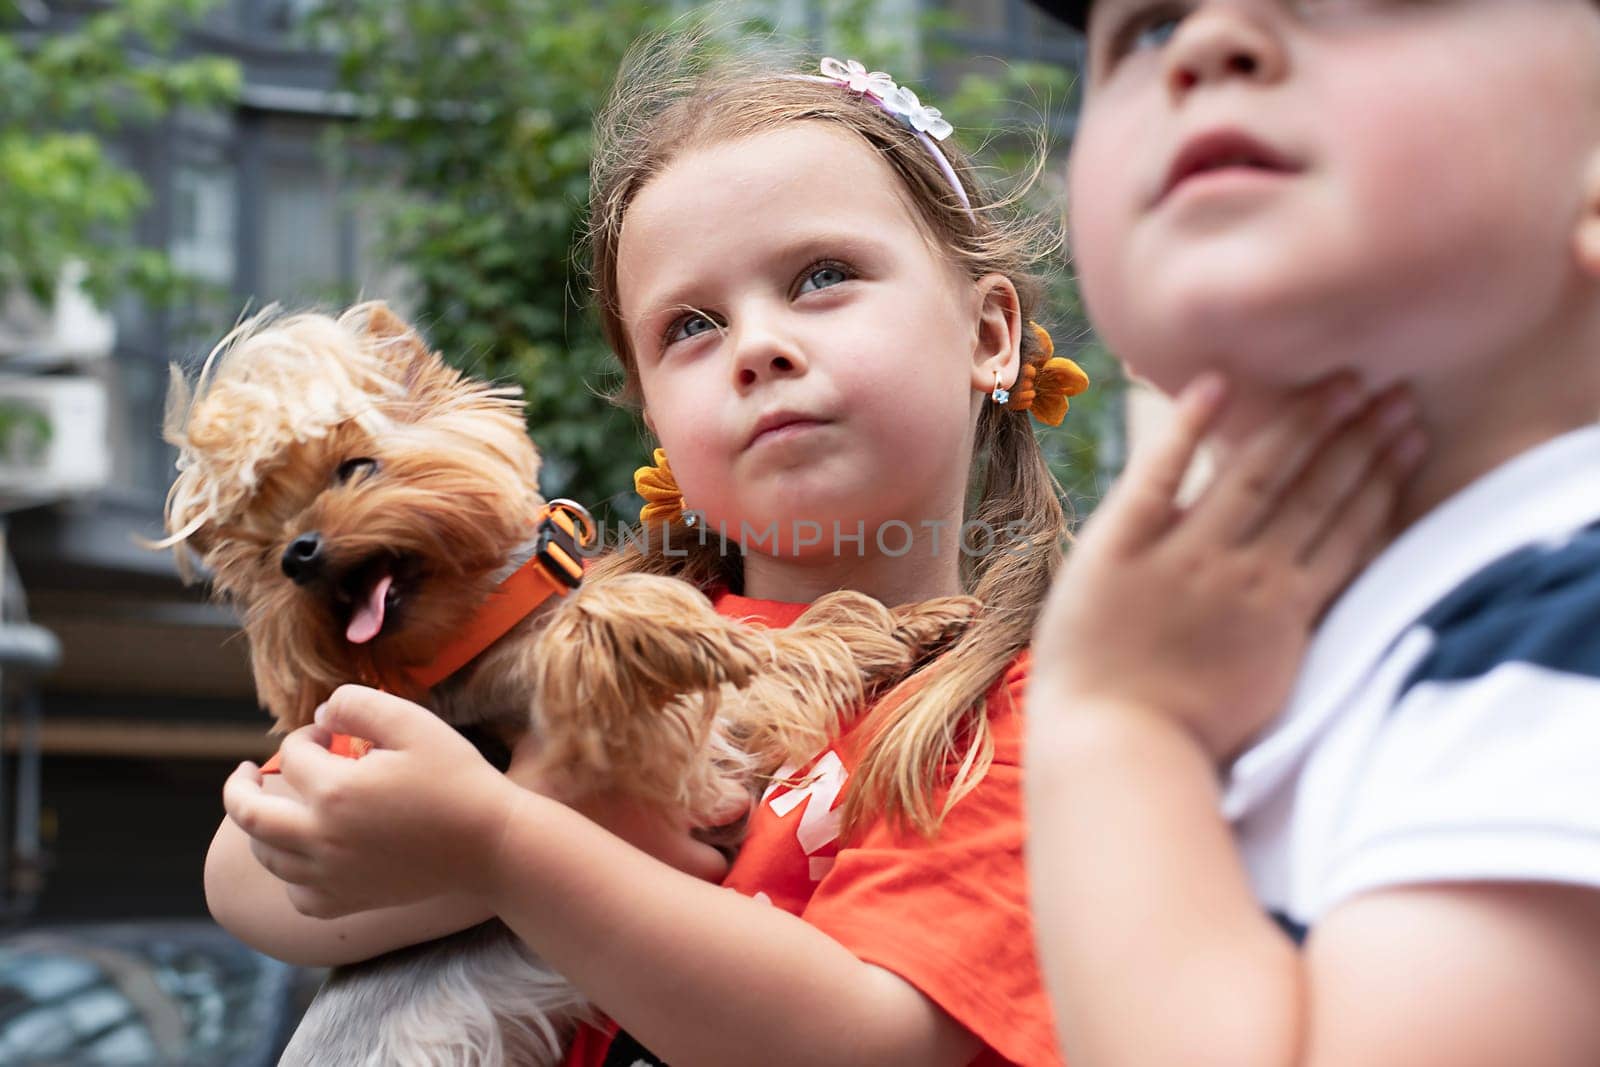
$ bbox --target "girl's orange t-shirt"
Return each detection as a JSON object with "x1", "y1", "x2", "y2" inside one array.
[
  {"x1": 567, "y1": 588, "x2": 1063, "y2": 1067},
  {"x1": 263, "y1": 584, "x2": 1063, "y2": 1065}
]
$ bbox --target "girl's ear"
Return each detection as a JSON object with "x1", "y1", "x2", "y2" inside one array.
[
  {"x1": 968, "y1": 273, "x2": 1024, "y2": 394},
  {"x1": 1574, "y1": 151, "x2": 1600, "y2": 276}
]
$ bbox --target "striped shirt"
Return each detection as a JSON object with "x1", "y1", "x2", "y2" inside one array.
[{"x1": 1224, "y1": 426, "x2": 1600, "y2": 937}]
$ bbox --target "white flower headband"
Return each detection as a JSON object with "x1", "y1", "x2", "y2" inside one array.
[{"x1": 799, "y1": 57, "x2": 973, "y2": 215}]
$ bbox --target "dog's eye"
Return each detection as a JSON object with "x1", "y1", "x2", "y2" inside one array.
[{"x1": 335, "y1": 457, "x2": 378, "y2": 484}]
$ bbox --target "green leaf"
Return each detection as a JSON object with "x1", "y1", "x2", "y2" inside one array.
[{"x1": 0, "y1": 0, "x2": 238, "y2": 314}]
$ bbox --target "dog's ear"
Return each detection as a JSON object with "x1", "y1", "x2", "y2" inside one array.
[
  {"x1": 356, "y1": 302, "x2": 457, "y2": 400},
  {"x1": 364, "y1": 302, "x2": 411, "y2": 342}
]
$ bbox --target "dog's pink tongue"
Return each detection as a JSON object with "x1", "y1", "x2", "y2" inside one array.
[{"x1": 346, "y1": 574, "x2": 392, "y2": 645}]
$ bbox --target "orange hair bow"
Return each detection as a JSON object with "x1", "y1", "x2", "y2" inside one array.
[
  {"x1": 634, "y1": 447, "x2": 685, "y2": 525},
  {"x1": 1006, "y1": 322, "x2": 1090, "y2": 427}
]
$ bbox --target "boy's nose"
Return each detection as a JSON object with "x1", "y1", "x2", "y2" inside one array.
[{"x1": 1165, "y1": 5, "x2": 1286, "y2": 98}]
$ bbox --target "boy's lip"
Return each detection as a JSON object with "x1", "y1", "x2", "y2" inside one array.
[
  {"x1": 1156, "y1": 128, "x2": 1303, "y2": 206},
  {"x1": 744, "y1": 409, "x2": 831, "y2": 450}
]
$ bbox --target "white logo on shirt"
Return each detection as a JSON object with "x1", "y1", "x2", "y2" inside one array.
[{"x1": 765, "y1": 750, "x2": 847, "y2": 881}]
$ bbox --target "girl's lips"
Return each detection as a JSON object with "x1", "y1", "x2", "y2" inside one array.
[
  {"x1": 748, "y1": 419, "x2": 827, "y2": 449},
  {"x1": 743, "y1": 410, "x2": 831, "y2": 450}
]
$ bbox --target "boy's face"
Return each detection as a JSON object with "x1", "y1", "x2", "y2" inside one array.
[{"x1": 1068, "y1": 0, "x2": 1600, "y2": 410}]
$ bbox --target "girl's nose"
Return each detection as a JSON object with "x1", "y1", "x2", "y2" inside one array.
[
  {"x1": 731, "y1": 321, "x2": 808, "y2": 390},
  {"x1": 1164, "y1": 4, "x2": 1287, "y2": 99}
]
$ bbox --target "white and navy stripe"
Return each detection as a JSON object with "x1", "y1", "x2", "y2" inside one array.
[
  {"x1": 1226, "y1": 427, "x2": 1600, "y2": 937},
  {"x1": 1402, "y1": 519, "x2": 1600, "y2": 694}
]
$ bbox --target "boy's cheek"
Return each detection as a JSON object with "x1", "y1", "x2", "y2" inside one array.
[{"x1": 1066, "y1": 158, "x2": 1135, "y2": 317}]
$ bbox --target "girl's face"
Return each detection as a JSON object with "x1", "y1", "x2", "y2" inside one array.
[
  {"x1": 1069, "y1": 0, "x2": 1600, "y2": 413},
  {"x1": 617, "y1": 122, "x2": 1011, "y2": 556}
]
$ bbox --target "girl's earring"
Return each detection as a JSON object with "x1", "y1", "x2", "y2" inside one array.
[{"x1": 991, "y1": 368, "x2": 1011, "y2": 406}]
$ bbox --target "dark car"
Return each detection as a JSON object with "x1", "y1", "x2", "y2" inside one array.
[{"x1": 0, "y1": 921, "x2": 320, "y2": 1065}]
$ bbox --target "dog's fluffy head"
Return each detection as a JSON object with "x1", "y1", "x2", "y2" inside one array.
[{"x1": 161, "y1": 302, "x2": 546, "y2": 729}]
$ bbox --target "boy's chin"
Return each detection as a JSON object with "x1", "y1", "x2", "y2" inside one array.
[
  {"x1": 1111, "y1": 283, "x2": 1391, "y2": 395},
  {"x1": 1119, "y1": 330, "x2": 1346, "y2": 399}
]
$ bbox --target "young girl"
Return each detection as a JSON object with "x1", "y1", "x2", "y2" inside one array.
[
  {"x1": 214, "y1": 34, "x2": 1401, "y2": 1067},
  {"x1": 1025, "y1": 1, "x2": 1600, "y2": 1064}
]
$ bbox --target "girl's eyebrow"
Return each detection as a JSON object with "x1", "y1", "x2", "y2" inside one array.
[{"x1": 773, "y1": 230, "x2": 887, "y2": 268}]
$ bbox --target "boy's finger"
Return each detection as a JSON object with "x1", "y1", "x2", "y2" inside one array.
[
  {"x1": 1302, "y1": 428, "x2": 1426, "y2": 595},
  {"x1": 1106, "y1": 372, "x2": 1229, "y2": 547},
  {"x1": 1188, "y1": 373, "x2": 1365, "y2": 547},
  {"x1": 1255, "y1": 387, "x2": 1417, "y2": 560}
]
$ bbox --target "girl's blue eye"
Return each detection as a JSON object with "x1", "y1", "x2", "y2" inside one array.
[
  {"x1": 797, "y1": 264, "x2": 851, "y2": 295},
  {"x1": 668, "y1": 311, "x2": 719, "y2": 345}
]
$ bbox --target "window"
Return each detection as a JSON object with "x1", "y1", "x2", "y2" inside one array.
[
  {"x1": 170, "y1": 161, "x2": 237, "y2": 290},
  {"x1": 258, "y1": 117, "x2": 351, "y2": 306}
]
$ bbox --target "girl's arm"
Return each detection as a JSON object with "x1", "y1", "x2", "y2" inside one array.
[
  {"x1": 222, "y1": 706, "x2": 981, "y2": 1067},
  {"x1": 1027, "y1": 376, "x2": 1600, "y2": 1066},
  {"x1": 206, "y1": 733, "x2": 736, "y2": 970},
  {"x1": 478, "y1": 779, "x2": 981, "y2": 1067},
  {"x1": 204, "y1": 772, "x2": 491, "y2": 967}
]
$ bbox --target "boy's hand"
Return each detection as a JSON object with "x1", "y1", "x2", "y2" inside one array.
[
  {"x1": 222, "y1": 685, "x2": 523, "y2": 918},
  {"x1": 1033, "y1": 373, "x2": 1426, "y2": 764}
]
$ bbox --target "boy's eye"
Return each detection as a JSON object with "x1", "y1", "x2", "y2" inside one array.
[
  {"x1": 667, "y1": 311, "x2": 721, "y2": 345},
  {"x1": 1132, "y1": 12, "x2": 1183, "y2": 50},
  {"x1": 796, "y1": 262, "x2": 853, "y2": 296},
  {"x1": 335, "y1": 457, "x2": 377, "y2": 484},
  {"x1": 1104, "y1": 2, "x2": 1189, "y2": 62}
]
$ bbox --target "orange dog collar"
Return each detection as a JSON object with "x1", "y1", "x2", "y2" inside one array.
[
  {"x1": 403, "y1": 499, "x2": 593, "y2": 689},
  {"x1": 259, "y1": 499, "x2": 594, "y2": 776}
]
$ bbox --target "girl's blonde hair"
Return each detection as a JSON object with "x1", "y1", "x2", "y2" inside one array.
[{"x1": 583, "y1": 30, "x2": 1070, "y2": 837}]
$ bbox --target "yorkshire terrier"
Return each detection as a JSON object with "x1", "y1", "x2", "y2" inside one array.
[{"x1": 158, "y1": 302, "x2": 977, "y2": 1066}]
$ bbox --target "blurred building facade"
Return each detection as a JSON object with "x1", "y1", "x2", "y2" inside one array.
[{"x1": 3, "y1": 0, "x2": 377, "y2": 923}]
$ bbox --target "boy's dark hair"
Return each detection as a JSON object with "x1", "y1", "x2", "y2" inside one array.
[
  {"x1": 1033, "y1": 0, "x2": 1600, "y2": 32},
  {"x1": 1032, "y1": 0, "x2": 1087, "y2": 30}
]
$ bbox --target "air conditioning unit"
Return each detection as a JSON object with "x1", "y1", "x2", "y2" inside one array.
[
  {"x1": 0, "y1": 262, "x2": 116, "y2": 370},
  {"x1": 0, "y1": 376, "x2": 109, "y2": 498}
]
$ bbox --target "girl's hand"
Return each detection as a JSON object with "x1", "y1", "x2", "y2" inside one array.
[
  {"x1": 504, "y1": 729, "x2": 747, "y2": 884},
  {"x1": 1033, "y1": 372, "x2": 1426, "y2": 763},
  {"x1": 222, "y1": 685, "x2": 524, "y2": 918}
]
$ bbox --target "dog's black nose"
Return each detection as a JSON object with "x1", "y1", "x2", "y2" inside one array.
[{"x1": 281, "y1": 532, "x2": 324, "y2": 584}]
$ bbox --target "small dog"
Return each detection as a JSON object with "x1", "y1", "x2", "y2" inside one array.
[{"x1": 159, "y1": 303, "x2": 976, "y2": 1066}]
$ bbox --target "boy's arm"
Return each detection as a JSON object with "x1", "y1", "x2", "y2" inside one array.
[
  {"x1": 205, "y1": 771, "x2": 491, "y2": 967},
  {"x1": 1027, "y1": 692, "x2": 1600, "y2": 1067},
  {"x1": 1025, "y1": 376, "x2": 1600, "y2": 1065}
]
